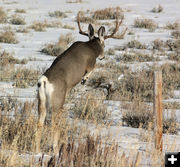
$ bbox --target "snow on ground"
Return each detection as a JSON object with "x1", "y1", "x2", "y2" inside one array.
[{"x1": 0, "y1": 0, "x2": 180, "y2": 165}]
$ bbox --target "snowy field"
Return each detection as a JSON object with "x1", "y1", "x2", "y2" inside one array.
[{"x1": 0, "y1": 0, "x2": 180, "y2": 166}]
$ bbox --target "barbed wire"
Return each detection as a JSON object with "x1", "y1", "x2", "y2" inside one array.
[{"x1": 0, "y1": 95, "x2": 154, "y2": 103}]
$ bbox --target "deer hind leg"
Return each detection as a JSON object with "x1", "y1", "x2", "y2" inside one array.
[
  {"x1": 51, "y1": 88, "x2": 66, "y2": 153},
  {"x1": 35, "y1": 76, "x2": 53, "y2": 152}
]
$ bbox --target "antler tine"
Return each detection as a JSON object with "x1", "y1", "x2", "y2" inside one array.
[
  {"x1": 77, "y1": 11, "x2": 89, "y2": 37},
  {"x1": 104, "y1": 14, "x2": 127, "y2": 40}
]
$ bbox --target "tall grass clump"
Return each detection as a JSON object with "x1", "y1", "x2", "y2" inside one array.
[
  {"x1": 0, "y1": 28, "x2": 18, "y2": 44},
  {"x1": 92, "y1": 7, "x2": 123, "y2": 20},
  {"x1": 134, "y1": 18, "x2": 158, "y2": 31},
  {"x1": 49, "y1": 11, "x2": 67, "y2": 18},
  {"x1": 12, "y1": 68, "x2": 40, "y2": 88},
  {"x1": 0, "y1": 51, "x2": 27, "y2": 67},
  {"x1": 10, "y1": 14, "x2": 26, "y2": 25},
  {"x1": 122, "y1": 100, "x2": 179, "y2": 134},
  {"x1": 41, "y1": 33, "x2": 74, "y2": 56},
  {"x1": 166, "y1": 21, "x2": 180, "y2": 30},
  {"x1": 151, "y1": 5, "x2": 163, "y2": 13},
  {"x1": 72, "y1": 98, "x2": 109, "y2": 124},
  {"x1": 15, "y1": 8, "x2": 26, "y2": 13},
  {"x1": 0, "y1": 7, "x2": 7, "y2": 23}
]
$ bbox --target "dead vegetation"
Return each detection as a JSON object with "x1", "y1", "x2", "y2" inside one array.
[
  {"x1": 0, "y1": 27, "x2": 18, "y2": 44},
  {"x1": 0, "y1": 51, "x2": 27, "y2": 67},
  {"x1": 0, "y1": 7, "x2": 7, "y2": 23},
  {"x1": 72, "y1": 98, "x2": 109, "y2": 124},
  {"x1": 92, "y1": 7, "x2": 124, "y2": 20},
  {"x1": 134, "y1": 18, "x2": 158, "y2": 31},
  {"x1": 166, "y1": 21, "x2": 180, "y2": 30},
  {"x1": 122, "y1": 100, "x2": 179, "y2": 134},
  {"x1": 29, "y1": 20, "x2": 62, "y2": 31},
  {"x1": 49, "y1": 11, "x2": 67, "y2": 18},
  {"x1": 115, "y1": 52, "x2": 159, "y2": 62},
  {"x1": 15, "y1": 8, "x2": 26, "y2": 13},
  {"x1": 151, "y1": 5, "x2": 163, "y2": 13},
  {"x1": 10, "y1": 14, "x2": 26, "y2": 25},
  {"x1": 41, "y1": 33, "x2": 74, "y2": 56}
]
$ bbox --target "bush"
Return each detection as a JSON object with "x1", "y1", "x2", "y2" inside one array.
[
  {"x1": 122, "y1": 100, "x2": 179, "y2": 134},
  {"x1": 15, "y1": 9, "x2": 26, "y2": 13},
  {"x1": 151, "y1": 5, "x2": 163, "y2": 13},
  {"x1": 72, "y1": 98, "x2": 109, "y2": 124},
  {"x1": 134, "y1": 18, "x2": 158, "y2": 31},
  {"x1": 29, "y1": 21, "x2": 47, "y2": 31},
  {"x1": 168, "y1": 52, "x2": 180, "y2": 62},
  {"x1": 115, "y1": 52, "x2": 158, "y2": 62},
  {"x1": 0, "y1": 51, "x2": 27, "y2": 67},
  {"x1": 92, "y1": 7, "x2": 123, "y2": 20},
  {"x1": 0, "y1": 8, "x2": 7, "y2": 23},
  {"x1": 171, "y1": 30, "x2": 180, "y2": 39},
  {"x1": 41, "y1": 33, "x2": 74, "y2": 56},
  {"x1": 166, "y1": 21, "x2": 180, "y2": 30},
  {"x1": 49, "y1": 11, "x2": 67, "y2": 18},
  {"x1": 10, "y1": 14, "x2": 26, "y2": 25},
  {"x1": 152, "y1": 39, "x2": 165, "y2": 50},
  {"x1": 0, "y1": 28, "x2": 18, "y2": 44},
  {"x1": 126, "y1": 40, "x2": 147, "y2": 49},
  {"x1": 12, "y1": 68, "x2": 40, "y2": 88}
]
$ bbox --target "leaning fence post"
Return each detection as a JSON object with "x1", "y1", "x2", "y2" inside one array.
[{"x1": 153, "y1": 71, "x2": 163, "y2": 152}]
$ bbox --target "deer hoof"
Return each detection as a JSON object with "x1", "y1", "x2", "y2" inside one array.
[{"x1": 81, "y1": 79, "x2": 86, "y2": 85}]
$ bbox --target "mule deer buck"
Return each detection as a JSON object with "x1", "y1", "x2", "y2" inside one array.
[{"x1": 35, "y1": 11, "x2": 127, "y2": 152}]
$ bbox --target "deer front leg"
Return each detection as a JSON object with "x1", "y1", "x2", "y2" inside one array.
[{"x1": 81, "y1": 70, "x2": 93, "y2": 85}]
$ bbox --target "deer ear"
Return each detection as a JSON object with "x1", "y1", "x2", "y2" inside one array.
[
  {"x1": 88, "y1": 24, "x2": 94, "y2": 40},
  {"x1": 98, "y1": 26, "x2": 105, "y2": 42}
]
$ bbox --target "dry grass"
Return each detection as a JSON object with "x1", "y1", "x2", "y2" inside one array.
[
  {"x1": 166, "y1": 39, "x2": 180, "y2": 51},
  {"x1": 151, "y1": 5, "x2": 163, "y2": 13},
  {"x1": 72, "y1": 98, "x2": 109, "y2": 124},
  {"x1": 15, "y1": 8, "x2": 26, "y2": 13},
  {"x1": 16, "y1": 26, "x2": 29, "y2": 33},
  {"x1": 29, "y1": 20, "x2": 62, "y2": 31},
  {"x1": 41, "y1": 33, "x2": 74, "y2": 56},
  {"x1": 10, "y1": 14, "x2": 26, "y2": 25},
  {"x1": 0, "y1": 7, "x2": 7, "y2": 23},
  {"x1": 0, "y1": 51, "x2": 27, "y2": 67},
  {"x1": 0, "y1": 27, "x2": 18, "y2": 44},
  {"x1": 66, "y1": 0, "x2": 83, "y2": 3},
  {"x1": 166, "y1": 21, "x2": 180, "y2": 30},
  {"x1": 171, "y1": 30, "x2": 180, "y2": 39},
  {"x1": 168, "y1": 52, "x2": 180, "y2": 62},
  {"x1": 92, "y1": 7, "x2": 124, "y2": 20},
  {"x1": 115, "y1": 52, "x2": 159, "y2": 62},
  {"x1": 152, "y1": 39, "x2": 165, "y2": 50},
  {"x1": 126, "y1": 40, "x2": 147, "y2": 49},
  {"x1": 98, "y1": 63, "x2": 180, "y2": 101},
  {"x1": 49, "y1": 11, "x2": 67, "y2": 18},
  {"x1": 62, "y1": 24, "x2": 75, "y2": 30},
  {"x1": 134, "y1": 18, "x2": 158, "y2": 31},
  {"x1": 122, "y1": 100, "x2": 179, "y2": 134}
]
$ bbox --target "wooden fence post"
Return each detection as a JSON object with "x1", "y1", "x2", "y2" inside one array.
[{"x1": 153, "y1": 71, "x2": 163, "y2": 152}]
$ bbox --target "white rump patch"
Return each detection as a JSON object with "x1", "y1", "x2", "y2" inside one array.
[{"x1": 38, "y1": 75, "x2": 54, "y2": 108}]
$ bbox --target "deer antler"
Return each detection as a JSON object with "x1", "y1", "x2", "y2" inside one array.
[
  {"x1": 77, "y1": 11, "x2": 89, "y2": 37},
  {"x1": 104, "y1": 14, "x2": 127, "y2": 40}
]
